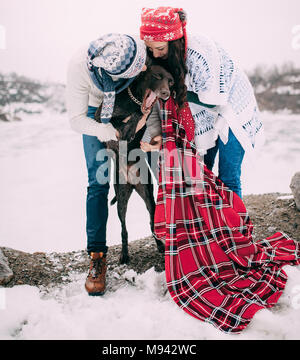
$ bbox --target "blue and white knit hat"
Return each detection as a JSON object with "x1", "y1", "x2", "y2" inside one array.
[{"x1": 87, "y1": 33, "x2": 147, "y2": 123}]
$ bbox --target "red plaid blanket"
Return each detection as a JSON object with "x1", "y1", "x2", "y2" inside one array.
[{"x1": 154, "y1": 98, "x2": 300, "y2": 333}]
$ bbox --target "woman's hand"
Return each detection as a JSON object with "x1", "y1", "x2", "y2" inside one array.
[{"x1": 140, "y1": 135, "x2": 162, "y2": 152}]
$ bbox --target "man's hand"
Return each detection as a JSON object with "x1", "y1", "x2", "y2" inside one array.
[{"x1": 140, "y1": 135, "x2": 162, "y2": 152}]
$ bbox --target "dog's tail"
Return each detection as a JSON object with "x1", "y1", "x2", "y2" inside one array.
[{"x1": 110, "y1": 196, "x2": 117, "y2": 206}]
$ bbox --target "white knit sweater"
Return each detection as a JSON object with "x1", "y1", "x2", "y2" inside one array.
[
  {"x1": 185, "y1": 34, "x2": 265, "y2": 160},
  {"x1": 66, "y1": 45, "x2": 117, "y2": 141}
]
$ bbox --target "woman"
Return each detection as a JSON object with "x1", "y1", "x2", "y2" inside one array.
[
  {"x1": 140, "y1": 7, "x2": 265, "y2": 199},
  {"x1": 139, "y1": 7, "x2": 300, "y2": 333},
  {"x1": 66, "y1": 33, "x2": 148, "y2": 296}
]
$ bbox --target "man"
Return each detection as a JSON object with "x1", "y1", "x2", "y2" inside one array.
[{"x1": 66, "y1": 33, "x2": 147, "y2": 296}]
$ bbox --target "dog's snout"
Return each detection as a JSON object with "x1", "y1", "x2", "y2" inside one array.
[
  {"x1": 161, "y1": 89, "x2": 170, "y2": 97},
  {"x1": 159, "y1": 88, "x2": 170, "y2": 100}
]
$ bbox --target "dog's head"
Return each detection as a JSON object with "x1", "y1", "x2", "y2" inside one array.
[
  {"x1": 95, "y1": 62, "x2": 174, "y2": 144},
  {"x1": 116, "y1": 64, "x2": 174, "y2": 142},
  {"x1": 136, "y1": 63, "x2": 174, "y2": 113}
]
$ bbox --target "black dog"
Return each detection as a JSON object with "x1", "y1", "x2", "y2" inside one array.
[{"x1": 95, "y1": 64, "x2": 174, "y2": 264}]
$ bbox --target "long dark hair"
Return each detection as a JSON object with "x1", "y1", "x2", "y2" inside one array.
[
  {"x1": 168, "y1": 37, "x2": 188, "y2": 108},
  {"x1": 147, "y1": 37, "x2": 188, "y2": 109}
]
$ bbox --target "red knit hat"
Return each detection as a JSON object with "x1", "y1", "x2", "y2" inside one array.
[{"x1": 140, "y1": 7, "x2": 187, "y2": 54}]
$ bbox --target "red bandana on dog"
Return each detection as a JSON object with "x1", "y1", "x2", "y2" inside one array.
[{"x1": 155, "y1": 97, "x2": 300, "y2": 333}]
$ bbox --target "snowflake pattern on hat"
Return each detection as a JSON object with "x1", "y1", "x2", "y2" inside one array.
[
  {"x1": 140, "y1": 7, "x2": 185, "y2": 43},
  {"x1": 164, "y1": 32, "x2": 176, "y2": 40}
]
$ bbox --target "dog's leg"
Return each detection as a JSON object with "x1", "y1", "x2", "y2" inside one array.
[
  {"x1": 119, "y1": 112, "x2": 142, "y2": 142},
  {"x1": 134, "y1": 179, "x2": 165, "y2": 254},
  {"x1": 115, "y1": 183, "x2": 134, "y2": 264}
]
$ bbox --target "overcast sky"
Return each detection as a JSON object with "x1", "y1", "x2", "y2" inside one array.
[{"x1": 1, "y1": 0, "x2": 300, "y2": 82}]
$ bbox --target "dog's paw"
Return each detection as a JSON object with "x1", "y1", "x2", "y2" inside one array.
[
  {"x1": 155, "y1": 240, "x2": 165, "y2": 254},
  {"x1": 119, "y1": 252, "x2": 130, "y2": 265}
]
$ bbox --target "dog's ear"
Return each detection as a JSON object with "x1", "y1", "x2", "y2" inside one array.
[{"x1": 145, "y1": 55, "x2": 153, "y2": 68}]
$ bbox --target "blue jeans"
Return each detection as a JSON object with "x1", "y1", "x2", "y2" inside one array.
[
  {"x1": 204, "y1": 128, "x2": 245, "y2": 198},
  {"x1": 83, "y1": 106, "x2": 110, "y2": 254}
]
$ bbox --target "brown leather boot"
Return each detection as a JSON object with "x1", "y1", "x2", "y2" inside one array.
[{"x1": 85, "y1": 252, "x2": 107, "y2": 296}]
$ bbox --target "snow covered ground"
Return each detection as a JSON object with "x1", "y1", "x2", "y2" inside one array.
[
  {"x1": 0, "y1": 265, "x2": 300, "y2": 340},
  {"x1": 0, "y1": 110, "x2": 300, "y2": 340}
]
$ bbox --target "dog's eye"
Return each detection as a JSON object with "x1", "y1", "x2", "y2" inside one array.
[{"x1": 169, "y1": 79, "x2": 174, "y2": 86}]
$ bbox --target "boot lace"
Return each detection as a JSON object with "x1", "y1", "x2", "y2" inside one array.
[{"x1": 90, "y1": 258, "x2": 104, "y2": 278}]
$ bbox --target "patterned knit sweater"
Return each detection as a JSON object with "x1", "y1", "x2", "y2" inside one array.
[{"x1": 185, "y1": 34, "x2": 265, "y2": 159}]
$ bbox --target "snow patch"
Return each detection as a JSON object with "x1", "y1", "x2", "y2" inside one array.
[{"x1": 0, "y1": 266, "x2": 300, "y2": 339}]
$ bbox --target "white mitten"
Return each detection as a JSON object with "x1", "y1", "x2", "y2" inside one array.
[{"x1": 97, "y1": 122, "x2": 118, "y2": 142}]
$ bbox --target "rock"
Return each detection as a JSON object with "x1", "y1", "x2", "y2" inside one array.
[
  {"x1": 270, "y1": 208, "x2": 283, "y2": 217},
  {"x1": 0, "y1": 113, "x2": 10, "y2": 122},
  {"x1": 290, "y1": 172, "x2": 300, "y2": 210},
  {"x1": 0, "y1": 249, "x2": 13, "y2": 285}
]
